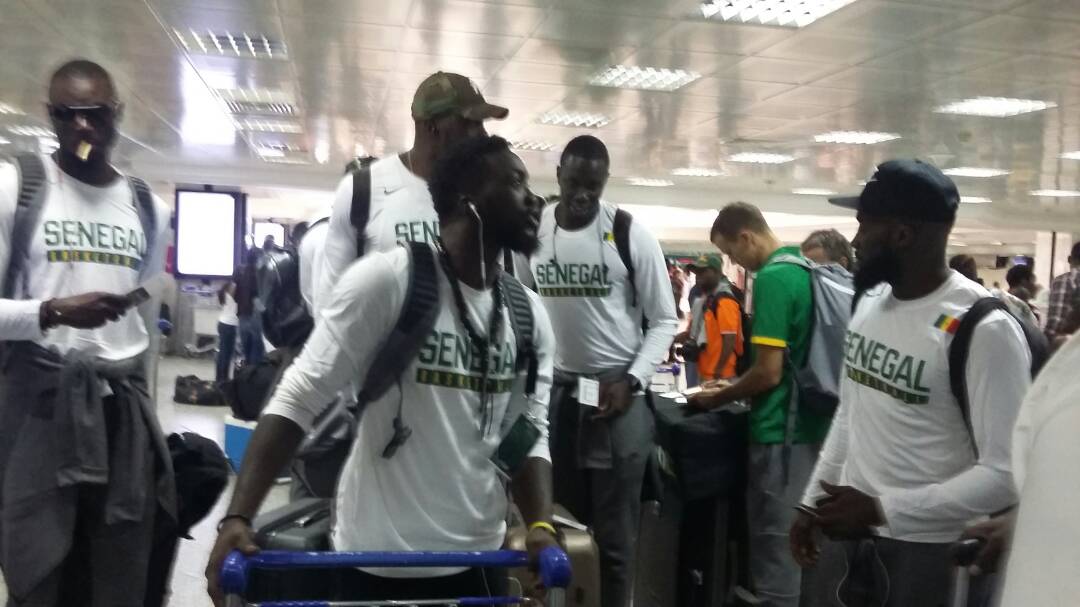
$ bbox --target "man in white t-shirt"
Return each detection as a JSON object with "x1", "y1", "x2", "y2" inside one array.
[
  {"x1": 316, "y1": 72, "x2": 507, "y2": 309},
  {"x1": 206, "y1": 136, "x2": 558, "y2": 604},
  {"x1": 530, "y1": 135, "x2": 679, "y2": 607},
  {"x1": 789, "y1": 160, "x2": 1031, "y2": 606},
  {"x1": 0, "y1": 60, "x2": 174, "y2": 606}
]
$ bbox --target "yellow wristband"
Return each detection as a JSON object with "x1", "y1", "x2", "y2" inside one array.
[{"x1": 529, "y1": 521, "x2": 558, "y2": 536}]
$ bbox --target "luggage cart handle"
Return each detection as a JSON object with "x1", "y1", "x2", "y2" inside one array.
[{"x1": 220, "y1": 547, "x2": 572, "y2": 596}]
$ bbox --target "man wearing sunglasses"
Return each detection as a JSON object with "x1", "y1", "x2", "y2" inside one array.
[{"x1": 0, "y1": 60, "x2": 174, "y2": 606}]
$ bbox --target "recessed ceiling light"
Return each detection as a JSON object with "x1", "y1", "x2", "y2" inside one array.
[
  {"x1": 1031, "y1": 189, "x2": 1080, "y2": 197},
  {"x1": 538, "y1": 111, "x2": 611, "y2": 128},
  {"x1": 628, "y1": 178, "x2": 675, "y2": 187},
  {"x1": 1060, "y1": 151, "x2": 1080, "y2": 160},
  {"x1": 509, "y1": 140, "x2": 556, "y2": 152},
  {"x1": 942, "y1": 167, "x2": 1010, "y2": 178},
  {"x1": 934, "y1": 97, "x2": 1056, "y2": 117},
  {"x1": 700, "y1": 0, "x2": 860, "y2": 28},
  {"x1": 7, "y1": 125, "x2": 53, "y2": 137},
  {"x1": 0, "y1": 136, "x2": 9, "y2": 145},
  {"x1": 215, "y1": 88, "x2": 297, "y2": 116},
  {"x1": 672, "y1": 167, "x2": 724, "y2": 177},
  {"x1": 729, "y1": 152, "x2": 794, "y2": 164},
  {"x1": 949, "y1": 241, "x2": 968, "y2": 247},
  {"x1": 235, "y1": 118, "x2": 303, "y2": 134},
  {"x1": 991, "y1": 241, "x2": 1004, "y2": 246},
  {"x1": 0, "y1": 102, "x2": 23, "y2": 115},
  {"x1": 961, "y1": 196, "x2": 992, "y2": 204},
  {"x1": 814, "y1": 131, "x2": 901, "y2": 145},
  {"x1": 589, "y1": 65, "x2": 701, "y2": 92},
  {"x1": 792, "y1": 188, "x2": 837, "y2": 196},
  {"x1": 173, "y1": 27, "x2": 287, "y2": 60},
  {"x1": 255, "y1": 147, "x2": 285, "y2": 158}
]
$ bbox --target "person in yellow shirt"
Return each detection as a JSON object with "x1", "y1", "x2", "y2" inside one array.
[{"x1": 688, "y1": 253, "x2": 743, "y2": 382}]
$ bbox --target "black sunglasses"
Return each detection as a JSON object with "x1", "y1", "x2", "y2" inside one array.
[{"x1": 47, "y1": 103, "x2": 119, "y2": 124}]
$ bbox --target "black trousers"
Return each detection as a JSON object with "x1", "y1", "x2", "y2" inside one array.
[{"x1": 333, "y1": 567, "x2": 509, "y2": 601}]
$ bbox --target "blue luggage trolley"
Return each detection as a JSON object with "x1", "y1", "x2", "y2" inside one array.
[{"x1": 220, "y1": 547, "x2": 573, "y2": 607}]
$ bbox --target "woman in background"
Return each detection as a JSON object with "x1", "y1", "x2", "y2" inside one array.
[{"x1": 215, "y1": 279, "x2": 239, "y2": 383}]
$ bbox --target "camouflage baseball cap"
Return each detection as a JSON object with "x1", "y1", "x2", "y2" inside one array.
[
  {"x1": 411, "y1": 72, "x2": 509, "y2": 122},
  {"x1": 689, "y1": 253, "x2": 724, "y2": 272}
]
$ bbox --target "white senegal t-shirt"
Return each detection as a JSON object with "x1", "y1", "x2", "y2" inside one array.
[
  {"x1": 0, "y1": 155, "x2": 169, "y2": 360},
  {"x1": 803, "y1": 271, "x2": 1030, "y2": 542},
  {"x1": 316, "y1": 155, "x2": 439, "y2": 313},
  {"x1": 264, "y1": 245, "x2": 555, "y2": 576}
]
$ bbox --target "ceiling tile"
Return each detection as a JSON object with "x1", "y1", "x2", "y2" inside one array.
[
  {"x1": 492, "y1": 60, "x2": 592, "y2": 87},
  {"x1": 533, "y1": 9, "x2": 676, "y2": 49},
  {"x1": 964, "y1": 55, "x2": 1080, "y2": 88},
  {"x1": 740, "y1": 98, "x2": 836, "y2": 121},
  {"x1": 277, "y1": 0, "x2": 412, "y2": 26},
  {"x1": 409, "y1": 0, "x2": 547, "y2": 37},
  {"x1": 646, "y1": 20, "x2": 789, "y2": 55},
  {"x1": 682, "y1": 77, "x2": 795, "y2": 104},
  {"x1": 399, "y1": 29, "x2": 524, "y2": 60},
  {"x1": 764, "y1": 86, "x2": 882, "y2": 109},
  {"x1": 944, "y1": 14, "x2": 1079, "y2": 52},
  {"x1": 757, "y1": 32, "x2": 901, "y2": 65},
  {"x1": 484, "y1": 79, "x2": 574, "y2": 102},
  {"x1": 153, "y1": 5, "x2": 284, "y2": 36},
  {"x1": 887, "y1": 0, "x2": 1026, "y2": 9},
  {"x1": 1009, "y1": 0, "x2": 1080, "y2": 21},
  {"x1": 284, "y1": 19, "x2": 402, "y2": 52},
  {"x1": 620, "y1": 48, "x2": 745, "y2": 78},
  {"x1": 718, "y1": 57, "x2": 844, "y2": 85},
  {"x1": 810, "y1": 1, "x2": 985, "y2": 41},
  {"x1": 511, "y1": 38, "x2": 635, "y2": 66},
  {"x1": 861, "y1": 45, "x2": 1010, "y2": 74},
  {"x1": 814, "y1": 66, "x2": 937, "y2": 93}
]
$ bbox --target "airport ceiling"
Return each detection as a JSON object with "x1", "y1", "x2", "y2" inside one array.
[{"x1": 3, "y1": 0, "x2": 1080, "y2": 231}]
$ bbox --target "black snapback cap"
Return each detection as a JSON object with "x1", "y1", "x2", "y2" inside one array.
[{"x1": 829, "y1": 159, "x2": 960, "y2": 223}]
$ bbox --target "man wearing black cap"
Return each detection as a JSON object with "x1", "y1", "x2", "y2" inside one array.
[
  {"x1": 789, "y1": 160, "x2": 1031, "y2": 605},
  {"x1": 317, "y1": 71, "x2": 508, "y2": 306}
]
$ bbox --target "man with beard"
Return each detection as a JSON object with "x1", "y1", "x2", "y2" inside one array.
[
  {"x1": 689, "y1": 202, "x2": 829, "y2": 607},
  {"x1": 532, "y1": 135, "x2": 678, "y2": 607},
  {"x1": 205, "y1": 136, "x2": 557, "y2": 605},
  {"x1": 788, "y1": 160, "x2": 1031, "y2": 606}
]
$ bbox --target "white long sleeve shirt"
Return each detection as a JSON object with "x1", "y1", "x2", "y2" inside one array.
[
  {"x1": 263, "y1": 246, "x2": 555, "y2": 576},
  {"x1": 0, "y1": 155, "x2": 169, "y2": 359},
  {"x1": 529, "y1": 201, "x2": 678, "y2": 386},
  {"x1": 998, "y1": 333, "x2": 1080, "y2": 605},
  {"x1": 315, "y1": 155, "x2": 437, "y2": 313},
  {"x1": 802, "y1": 272, "x2": 1030, "y2": 542}
]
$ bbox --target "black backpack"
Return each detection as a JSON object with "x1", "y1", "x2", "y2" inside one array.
[
  {"x1": 168, "y1": 432, "x2": 230, "y2": 539},
  {"x1": 948, "y1": 297, "x2": 1049, "y2": 458},
  {"x1": 257, "y1": 248, "x2": 314, "y2": 349},
  {"x1": 292, "y1": 241, "x2": 540, "y2": 497},
  {"x1": 2, "y1": 152, "x2": 157, "y2": 299}
]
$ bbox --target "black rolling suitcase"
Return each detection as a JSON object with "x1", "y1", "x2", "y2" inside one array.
[{"x1": 246, "y1": 498, "x2": 334, "y2": 600}]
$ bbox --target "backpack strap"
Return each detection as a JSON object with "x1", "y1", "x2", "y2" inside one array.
[
  {"x1": 499, "y1": 269, "x2": 538, "y2": 395},
  {"x1": 357, "y1": 241, "x2": 440, "y2": 404},
  {"x1": 948, "y1": 297, "x2": 1009, "y2": 460},
  {"x1": 771, "y1": 253, "x2": 812, "y2": 270},
  {"x1": 612, "y1": 208, "x2": 636, "y2": 307},
  {"x1": 126, "y1": 175, "x2": 157, "y2": 275},
  {"x1": 349, "y1": 166, "x2": 372, "y2": 258},
  {"x1": 2, "y1": 153, "x2": 48, "y2": 299}
]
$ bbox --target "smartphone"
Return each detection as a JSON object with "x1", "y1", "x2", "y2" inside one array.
[
  {"x1": 491, "y1": 414, "x2": 542, "y2": 479},
  {"x1": 126, "y1": 287, "x2": 151, "y2": 308}
]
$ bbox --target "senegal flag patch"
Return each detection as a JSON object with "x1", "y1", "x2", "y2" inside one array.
[{"x1": 934, "y1": 314, "x2": 960, "y2": 334}]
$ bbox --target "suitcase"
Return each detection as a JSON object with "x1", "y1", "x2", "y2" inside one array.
[
  {"x1": 247, "y1": 498, "x2": 333, "y2": 601},
  {"x1": 634, "y1": 497, "x2": 680, "y2": 607},
  {"x1": 507, "y1": 504, "x2": 602, "y2": 607}
]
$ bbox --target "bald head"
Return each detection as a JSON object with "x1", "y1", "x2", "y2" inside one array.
[
  {"x1": 49, "y1": 59, "x2": 117, "y2": 103},
  {"x1": 46, "y1": 59, "x2": 122, "y2": 167}
]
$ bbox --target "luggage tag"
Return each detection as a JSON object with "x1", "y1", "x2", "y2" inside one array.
[
  {"x1": 577, "y1": 377, "x2": 600, "y2": 408},
  {"x1": 491, "y1": 413, "x2": 542, "y2": 480}
]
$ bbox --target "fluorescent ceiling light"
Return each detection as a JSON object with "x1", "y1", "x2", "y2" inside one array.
[
  {"x1": 700, "y1": 0, "x2": 860, "y2": 28},
  {"x1": 236, "y1": 118, "x2": 303, "y2": 134},
  {"x1": 173, "y1": 27, "x2": 287, "y2": 60},
  {"x1": 0, "y1": 136, "x2": 9, "y2": 145},
  {"x1": 942, "y1": 167, "x2": 1010, "y2": 178},
  {"x1": 0, "y1": 102, "x2": 23, "y2": 115},
  {"x1": 262, "y1": 157, "x2": 310, "y2": 165},
  {"x1": 538, "y1": 111, "x2": 611, "y2": 128},
  {"x1": 37, "y1": 137, "x2": 59, "y2": 153},
  {"x1": 949, "y1": 241, "x2": 968, "y2": 247},
  {"x1": 215, "y1": 88, "x2": 297, "y2": 115},
  {"x1": 589, "y1": 65, "x2": 701, "y2": 92},
  {"x1": 814, "y1": 131, "x2": 900, "y2": 145},
  {"x1": 961, "y1": 196, "x2": 992, "y2": 204},
  {"x1": 509, "y1": 140, "x2": 556, "y2": 152},
  {"x1": 1060, "y1": 151, "x2": 1080, "y2": 160},
  {"x1": 314, "y1": 140, "x2": 330, "y2": 165},
  {"x1": 7, "y1": 126, "x2": 53, "y2": 137},
  {"x1": 672, "y1": 167, "x2": 724, "y2": 177},
  {"x1": 935, "y1": 97, "x2": 1055, "y2": 117},
  {"x1": 628, "y1": 178, "x2": 675, "y2": 187},
  {"x1": 729, "y1": 152, "x2": 794, "y2": 164},
  {"x1": 792, "y1": 188, "x2": 837, "y2": 196},
  {"x1": 254, "y1": 147, "x2": 286, "y2": 158},
  {"x1": 1031, "y1": 189, "x2": 1080, "y2": 197}
]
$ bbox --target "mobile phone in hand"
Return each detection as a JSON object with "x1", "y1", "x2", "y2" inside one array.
[{"x1": 126, "y1": 287, "x2": 151, "y2": 308}]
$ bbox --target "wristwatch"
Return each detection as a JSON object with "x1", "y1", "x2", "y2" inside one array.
[
  {"x1": 626, "y1": 374, "x2": 643, "y2": 393},
  {"x1": 39, "y1": 299, "x2": 62, "y2": 330}
]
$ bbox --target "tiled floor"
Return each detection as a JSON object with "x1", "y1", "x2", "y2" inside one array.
[{"x1": 0, "y1": 355, "x2": 289, "y2": 607}]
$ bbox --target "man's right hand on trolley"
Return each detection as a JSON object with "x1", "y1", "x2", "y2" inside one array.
[
  {"x1": 205, "y1": 517, "x2": 260, "y2": 607},
  {"x1": 41, "y1": 292, "x2": 131, "y2": 329}
]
